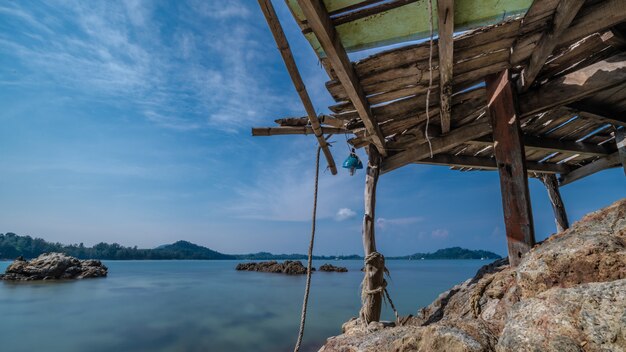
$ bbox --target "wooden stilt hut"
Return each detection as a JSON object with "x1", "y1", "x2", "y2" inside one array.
[{"x1": 253, "y1": 0, "x2": 626, "y2": 323}]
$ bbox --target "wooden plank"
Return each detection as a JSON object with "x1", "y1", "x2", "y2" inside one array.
[
  {"x1": 297, "y1": 0, "x2": 387, "y2": 156},
  {"x1": 511, "y1": 0, "x2": 626, "y2": 65},
  {"x1": 287, "y1": 0, "x2": 531, "y2": 54},
  {"x1": 616, "y1": 128, "x2": 626, "y2": 175},
  {"x1": 412, "y1": 154, "x2": 571, "y2": 174},
  {"x1": 567, "y1": 102, "x2": 626, "y2": 127},
  {"x1": 518, "y1": 52, "x2": 626, "y2": 118},
  {"x1": 518, "y1": 0, "x2": 585, "y2": 91},
  {"x1": 557, "y1": 0, "x2": 626, "y2": 47},
  {"x1": 486, "y1": 69, "x2": 535, "y2": 267},
  {"x1": 257, "y1": 0, "x2": 338, "y2": 174},
  {"x1": 559, "y1": 152, "x2": 621, "y2": 185},
  {"x1": 251, "y1": 126, "x2": 349, "y2": 136},
  {"x1": 471, "y1": 134, "x2": 613, "y2": 157},
  {"x1": 360, "y1": 145, "x2": 385, "y2": 323},
  {"x1": 380, "y1": 120, "x2": 492, "y2": 174},
  {"x1": 539, "y1": 174, "x2": 569, "y2": 233},
  {"x1": 437, "y1": 0, "x2": 454, "y2": 133}
]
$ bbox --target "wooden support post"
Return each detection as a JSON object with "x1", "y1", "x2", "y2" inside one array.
[
  {"x1": 437, "y1": 0, "x2": 454, "y2": 133},
  {"x1": 486, "y1": 70, "x2": 535, "y2": 267},
  {"x1": 360, "y1": 145, "x2": 384, "y2": 323},
  {"x1": 616, "y1": 128, "x2": 626, "y2": 175},
  {"x1": 539, "y1": 174, "x2": 569, "y2": 233}
]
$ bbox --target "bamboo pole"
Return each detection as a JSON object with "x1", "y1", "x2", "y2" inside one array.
[{"x1": 257, "y1": 0, "x2": 337, "y2": 175}]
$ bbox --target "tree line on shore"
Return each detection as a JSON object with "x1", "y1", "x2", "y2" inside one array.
[{"x1": 0, "y1": 232, "x2": 501, "y2": 260}]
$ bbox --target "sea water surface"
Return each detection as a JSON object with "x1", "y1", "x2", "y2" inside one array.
[{"x1": 0, "y1": 259, "x2": 489, "y2": 352}]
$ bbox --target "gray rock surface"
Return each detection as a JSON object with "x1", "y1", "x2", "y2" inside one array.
[
  {"x1": 235, "y1": 260, "x2": 313, "y2": 275},
  {"x1": 1, "y1": 252, "x2": 108, "y2": 280},
  {"x1": 319, "y1": 198, "x2": 626, "y2": 352}
]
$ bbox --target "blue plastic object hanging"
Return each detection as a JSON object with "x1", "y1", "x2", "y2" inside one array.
[{"x1": 342, "y1": 148, "x2": 363, "y2": 176}]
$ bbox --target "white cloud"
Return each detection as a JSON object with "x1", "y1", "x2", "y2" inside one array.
[
  {"x1": 376, "y1": 216, "x2": 424, "y2": 230},
  {"x1": 0, "y1": 1, "x2": 294, "y2": 132},
  {"x1": 335, "y1": 208, "x2": 357, "y2": 221},
  {"x1": 431, "y1": 228, "x2": 449, "y2": 239},
  {"x1": 224, "y1": 140, "x2": 364, "y2": 222}
]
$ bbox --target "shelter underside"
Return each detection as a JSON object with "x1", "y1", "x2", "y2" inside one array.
[
  {"x1": 254, "y1": 0, "x2": 626, "y2": 185},
  {"x1": 253, "y1": 0, "x2": 626, "y2": 325}
]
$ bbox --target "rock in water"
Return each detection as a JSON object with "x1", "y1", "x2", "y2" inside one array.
[
  {"x1": 319, "y1": 264, "x2": 348, "y2": 272},
  {"x1": 1, "y1": 253, "x2": 108, "y2": 280},
  {"x1": 235, "y1": 260, "x2": 314, "y2": 275},
  {"x1": 319, "y1": 198, "x2": 626, "y2": 352}
]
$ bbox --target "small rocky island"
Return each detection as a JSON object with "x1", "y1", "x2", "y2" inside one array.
[
  {"x1": 1, "y1": 252, "x2": 108, "y2": 281},
  {"x1": 319, "y1": 264, "x2": 348, "y2": 272},
  {"x1": 236, "y1": 260, "x2": 313, "y2": 275},
  {"x1": 236, "y1": 261, "x2": 349, "y2": 275}
]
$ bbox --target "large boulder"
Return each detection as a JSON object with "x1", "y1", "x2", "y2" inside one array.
[
  {"x1": 1, "y1": 253, "x2": 108, "y2": 280},
  {"x1": 235, "y1": 260, "x2": 313, "y2": 275},
  {"x1": 497, "y1": 279, "x2": 626, "y2": 352},
  {"x1": 319, "y1": 198, "x2": 626, "y2": 352}
]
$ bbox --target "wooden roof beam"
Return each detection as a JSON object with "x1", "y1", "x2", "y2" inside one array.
[
  {"x1": 412, "y1": 154, "x2": 571, "y2": 174},
  {"x1": 559, "y1": 152, "x2": 620, "y2": 186},
  {"x1": 252, "y1": 126, "x2": 349, "y2": 136},
  {"x1": 471, "y1": 134, "x2": 614, "y2": 157},
  {"x1": 381, "y1": 120, "x2": 492, "y2": 174},
  {"x1": 518, "y1": 0, "x2": 585, "y2": 92},
  {"x1": 297, "y1": 0, "x2": 387, "y2": 156},
  {"x1": 437, "y1": 0, "x2": 454, "y2": 133},
  {"x1": 567, "y1": 101, "x2": 626, "y2": 128},
  {"x1": 519, "y1": 52, "x2": 626, "y2": 118},
  {"x1": 257, "y1": 0, "x2": 338, "y2": 174}
]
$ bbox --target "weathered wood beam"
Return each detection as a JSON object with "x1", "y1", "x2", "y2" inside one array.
[
  {"x1": 471, "y1": 134, "x2": 613, "y2": 157},
  {"x1": 437, "y1": 0, "x2": 454, "y2": 133},
  {"x1": 519, "y1": 52, "x2": 626, "y2": 118},
  {"x1": 297, "y1": 0, "x2": 387, "y2": 156},
  {"x1": 274, "y1": 115, "x2": 346, "y2": 128},
  {"x1": 360, "y1": 145, "x2": 385, "y2": 323},
  {"x1": 518, "y1": 0, "x2": 585, "y2": 92},
  {"x1": 557, "y1": 0, "x2": 626, "y2": 47},
  {"x1": 567, "y1": 101, "x2": 626, "y2": 128},
  {"x1": 412, "y1": 154, "x2": 571, "y2": 174},
  {"x1": 252, "y1": 126, "x2": 349, "y2": 136},
  {"x1": 257, "y1": 0, "x2": 338, "y2": 174},
  {"x1": 380, "y1": 120, "x2": 492, "y2": 174},
  {"x1": 486, "y1": 69, "x2": 535, "y2": 267},
  {"x1": 616, "y1": 128, "x2": 626, "y2": 175},
  {"x1": 559, "y1": 152, "x2": 621, "y2": 186},
  {"x1": 539, "y1": 174, "x2": 569, "y2": 233}
]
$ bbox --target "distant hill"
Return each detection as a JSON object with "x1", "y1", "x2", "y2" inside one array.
[
  {"x1": 154, "y1": 241, "x2": 234, "y2": 259},
  {"x1": 390, "y1": 247, "x2": 501, "y2": 260},
  {"x1": 0, "y1": 233, "x2": 501, "y2": 260}
]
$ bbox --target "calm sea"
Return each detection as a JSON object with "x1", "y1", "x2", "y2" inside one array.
[{"x1": 0, "y1": 259, "x2": 488, "y2": 352}]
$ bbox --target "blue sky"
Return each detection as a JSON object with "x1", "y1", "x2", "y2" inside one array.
[{"x1": 0, "y1": 0, "x2": 624, "y2": 257}]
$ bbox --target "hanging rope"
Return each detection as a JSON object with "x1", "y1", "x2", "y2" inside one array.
[
  {"x1": 424, "y1": 0, "x2": 435, "y2": 158},
  {"x1": 293, "y1": 146, "x2": 321, "y2": 352}
]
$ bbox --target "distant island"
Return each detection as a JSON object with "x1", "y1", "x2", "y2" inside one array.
[{"x1": 0, "y1": 233, "x2": 501, "y2": 260}]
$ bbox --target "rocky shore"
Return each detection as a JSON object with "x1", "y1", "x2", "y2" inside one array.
[
  {"x1": 320, "y1": 198, "x2": 626, "y2": 352},
  {"x1": 1, "y1": 253, "x2": 108, "y2": 281}
]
